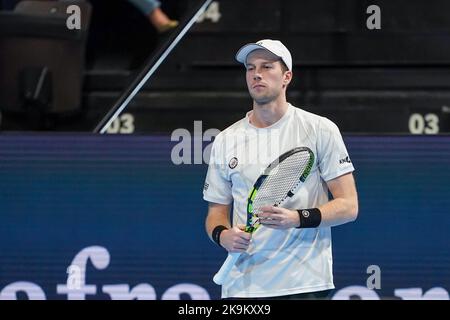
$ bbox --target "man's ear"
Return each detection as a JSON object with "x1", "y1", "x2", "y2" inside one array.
[{"x1": 283, "y1": 70, "x2": 293, "y2": 87}]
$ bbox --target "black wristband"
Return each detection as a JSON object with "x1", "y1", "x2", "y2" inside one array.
[
  {"x1": 212, "y1": 225, "x2": 228, "y2": 247},
  {"x1": 296, "y1": 208, "x2": 322, "y2": 228}
]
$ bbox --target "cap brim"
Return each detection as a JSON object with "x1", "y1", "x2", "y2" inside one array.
[{"x1": 235, "y1": 43, "x2": 268, "y2": 65}]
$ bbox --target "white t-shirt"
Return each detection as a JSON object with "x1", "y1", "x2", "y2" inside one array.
[{"x1": 203, "y1": 103, "x2": 354, "y2": 298}]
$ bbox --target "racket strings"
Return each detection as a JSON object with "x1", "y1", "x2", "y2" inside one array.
[{"x1": 252, "y1": 151, "x2": 311, "y2": 215}]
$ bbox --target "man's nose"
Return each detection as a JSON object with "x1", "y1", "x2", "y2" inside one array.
[{"x1": 253, "y1": 72, "x2": 262, "y2": 81}]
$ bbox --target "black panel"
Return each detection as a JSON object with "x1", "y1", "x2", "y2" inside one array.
[
  {"x1": 2, "y1": 0, "x2": 450, "y2": 133},
  {"x1": 192, "y1": 0, "x2": 281, "y2": 33}
]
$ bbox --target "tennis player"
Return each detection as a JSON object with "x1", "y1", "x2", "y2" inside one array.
[{"x1": 203, "y1": 39, "x2": 358, "y2": 299}]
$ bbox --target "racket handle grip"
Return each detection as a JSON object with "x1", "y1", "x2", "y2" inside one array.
[{"x1": 213, "y1": 252, "x2": 241, "y2": 285}]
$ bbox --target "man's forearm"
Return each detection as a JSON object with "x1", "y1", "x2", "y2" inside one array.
[
  {"x1": 317, "y1": 197, "x2": 358, "y2": 228},
  {"x1": 205, "y1": 203, "x2": 231, "y2": 241},
  {"x1": 206, "y1": 214, "x2": 230, "y2": 241}
]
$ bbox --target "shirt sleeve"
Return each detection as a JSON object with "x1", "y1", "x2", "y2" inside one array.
[
  {"x1": 317, "y1": 117, "x2": 355, "y2": 181},
  {"x1": 203, "y1": 135, "x2": 233, "y2": 205}
]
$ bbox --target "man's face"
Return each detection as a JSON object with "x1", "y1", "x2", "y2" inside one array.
[{"x1": 245, "y1": 49, "x2": 292, "y2": 105}]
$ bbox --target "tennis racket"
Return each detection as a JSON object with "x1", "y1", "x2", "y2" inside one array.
[{"x1": 213, "y1": 147, "x2": 315, "y2": 285}]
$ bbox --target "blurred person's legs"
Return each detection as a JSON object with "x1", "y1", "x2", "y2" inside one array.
[{"x1": 128, "y1": 0, "x2": 178, "y2": 33}]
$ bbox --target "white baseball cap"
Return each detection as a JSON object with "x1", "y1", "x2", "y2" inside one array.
[{"x1": 235, "y1": 39, "x2": 292, "y2": 71}]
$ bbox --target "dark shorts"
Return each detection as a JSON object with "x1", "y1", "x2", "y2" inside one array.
[{"x1": 223, "y1": 289, "x2": 333, "y2": 300}]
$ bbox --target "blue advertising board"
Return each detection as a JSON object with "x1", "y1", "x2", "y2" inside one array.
[{"x1": 0, "y1": 135, "x2": 449, "y2": 300}]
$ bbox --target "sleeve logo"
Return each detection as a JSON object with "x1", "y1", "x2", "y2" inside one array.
[{"x1": 339, "y1": 156, "x2": 352, "y2": 164}]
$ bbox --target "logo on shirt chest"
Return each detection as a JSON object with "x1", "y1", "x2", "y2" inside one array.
[{"x1": 228, "y1": 157, "x2": 238, "y2": 169}]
